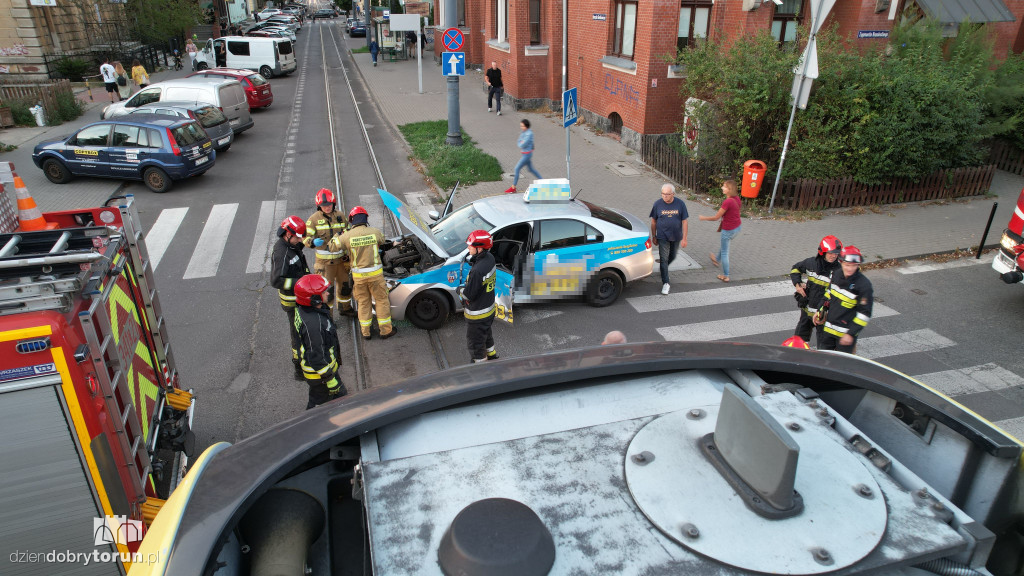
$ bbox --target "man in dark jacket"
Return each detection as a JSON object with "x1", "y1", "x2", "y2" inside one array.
[
  {"x1": 485, "y1": 61, "x2": 503, "y2": 115},
  {"x1": 293, "y1": 274, "x2": 346, "y2": 409},
  {"x1": 271, "y1": 216, "x2": 311, "y2": 378},
  {"x1": 790, "y1": 235, "x2": 842, "y2": 348},
  {"x1": 817, "y1": 245, "x2": 873, "y2": 354},
  {"x1": 459, "y1": 230, "x2": 499, "y2": 363}
]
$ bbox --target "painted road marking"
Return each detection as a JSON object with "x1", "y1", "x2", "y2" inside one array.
[
  {"x1": 246, "y1": 200, "x2": 288, "y2": 274},
  {"x1": 897, "y1": 258, "x2": 987, "y2": 275},
  {"x1": 657, "y1": 304, "x2": 899, "y2": 341},
  {"x1": 144, "y1": 207, "x2": 188, "y2": 271},
  {"x1": 629, "y1": 280, "x2": 794, "y2": 313},
  {"x1": 856, "y1": 329, "x2": 955, "y2": 360},
  {"x1": 183, "y1": 203, "x2": 238, "y2": 279},
  {"x1": 913, "y1": 363, "x2": 1024, "y2": 397}
]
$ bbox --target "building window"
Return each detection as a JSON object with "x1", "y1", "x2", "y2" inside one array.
[
  {"x1": 677, "y1": 0, "x2": 711, "y2": 52},
  {"x1": 772, "y1": 0, "x2": 803, "y2": 45},
  {"x1": 438, "y1": 0, "x2": 467, "y2": 28},
  {"x1": 612, "y1": 0, "x2": 637, "y2": 58},
  {"x1": 493, "y1": 0, "x2": 509, "y2": 41},
  {"x1": 529, "y1": 0, "x2": 541, "y2": 45}
]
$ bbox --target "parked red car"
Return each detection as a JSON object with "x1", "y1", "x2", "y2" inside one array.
[{"x1": 186, "y1": 67, "x2": 273, "y2": 109}]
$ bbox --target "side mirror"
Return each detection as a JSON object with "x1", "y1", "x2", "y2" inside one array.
[{"x1": 428, "y1": 210, "x2": 440, "y2": 221}]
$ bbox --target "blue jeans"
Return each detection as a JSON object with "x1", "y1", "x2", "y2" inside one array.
[
  {"x1": 715, "y1": 226, "x2": 741, "y2": 277},
  {"x1": 513, "y1": 152, "x2": 541, "y2": 186},
  {"x1": 658, "y1": 239, "x2": 680, "y2": 285}
]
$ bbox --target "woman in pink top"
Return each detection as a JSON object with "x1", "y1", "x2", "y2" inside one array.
[{"x1": 699, "y1": 179, "x2": 742, "y2": 282}]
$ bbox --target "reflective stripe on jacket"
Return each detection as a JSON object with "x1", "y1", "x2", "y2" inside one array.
[
  {"x1": 330, "y1": 224, "x2": 385, "y2": 277},
  {"x1": 822, "y1": 269, "x2": 873, "y2": 338},
  {"x1": 463, "y1": 250, "x2": 496, "y2": 319},
  {"x1": 790, "y1": 254, "x2": 840, "y2": 313},
  {"x1": 295, "y1": 305, "x2": 341, "y2": 378},
  {"x1": 270, "y1": 237, "x2": 309, "y2": 307},
  {"x1": 304, "y1": 209, "x2": 348, "y2": 260}
]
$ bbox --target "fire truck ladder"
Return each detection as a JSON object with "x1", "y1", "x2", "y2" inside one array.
[{"x1": 0, "y1": 228, "x2": 106, "y2": 314}]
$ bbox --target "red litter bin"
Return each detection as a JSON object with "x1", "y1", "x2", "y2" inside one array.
[{"x1": 741, "y1": 160, "x2": 767, "y2": 199}]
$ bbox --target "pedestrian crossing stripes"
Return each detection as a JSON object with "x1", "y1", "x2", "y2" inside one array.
[
  {"x1": 913, "y1": 363, "x2": 1024, "y2": 397},
  {"x1": 656, "y1": 303, "x2": 899, "y2": 342},
  {"x1": 628, "y1": 281, "x2": 795, "y2": 313},
  {"x1": 183, "y1": 204, "x2": 238, "y2": 280},
  {"x1": 246, "y1": 200, "x2": 289, "y2": 274},
  {"x1": 855, "y1": 329, "x2": 956, "y2": 360},
  {"x1": 145, "y1": 207, "x2": 188, "y2": 271},
  {"x1": 897, "y1": 258, "x2": 987, "y2": 275}
]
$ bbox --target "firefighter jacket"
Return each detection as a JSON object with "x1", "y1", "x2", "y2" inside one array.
[
  {"x1": 330, "y1": 224, "x2": 385, "y2": 279},
  {"x1": 823, "y1": 268, "x2": 873, "y2": 339},
  {"x1": 294, "y1": 304, "x2": 341, "y2": 380},
  {"x1": 271, "y1": 238, "x2": 310, "y2": 307},
  {"x1": 462, "y1": 250, "x2": 496, "y2": 320},
  {"x1": 303, "y1": 209, "x2": 349, "y2": 261},
  {"x1": 790, "y1": 255, "x2": 840, "y2": 314}
]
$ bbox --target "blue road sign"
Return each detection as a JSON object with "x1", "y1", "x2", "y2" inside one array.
[
  {"x1": 443, "y1": 52, "x2": 465, "y2": 76},
  {"x1": 562, "y1": 87, "x2": 578, "y2": 128},
  {"x1": 442, "y1": 28, "x2": 464, "y2": 51}
]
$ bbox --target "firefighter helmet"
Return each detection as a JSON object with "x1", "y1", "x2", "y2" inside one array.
[
  {"x1": 294, "y1": 274, "x2": 331, "y2": 307},
  {"x1": 349, "y1": 206, "x2": 369, "y2": 221},
  {"x1": 279, "y1": 215, "x2": 306, "y2": 237},
  {"x1": 840, "y1": 245, "x2": 863, "y2": 264},
  {"x1": 466, "y1": 230, "x2": 493, "y2": 250},
  {"x1": 818, "y1": 235, "x2": 843, "y2": 256},
  {"x1": 316, "y1": 188, "x2": 336, "y2": 208},
  {"x1": 782, "y1": 336, "x2": 810, "y2": 349}
]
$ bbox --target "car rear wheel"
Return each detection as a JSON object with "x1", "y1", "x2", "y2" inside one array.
[
  {"x1": 143, "y1": 167, "x2": 173, "y2": 193},
  {"x1": 260, "y1": 65, "x2": 273, "y2": 78},
  {"x1": 406, "y1": 290, "x2": 450, "y2": 330},
  {"x1": 586, "y1": 269, "x2": 623, "y2": 307},
  {"x1": 42, "y1": 158, "x2": 72, "y2": 184},
  {"x1": 196, "y1": 62, "x2": 208, "y2": 71}
]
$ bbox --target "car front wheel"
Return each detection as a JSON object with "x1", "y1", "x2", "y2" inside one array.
[
  {"x1": 406, "y1": 290, "x2": 450, "y2": 330},
  {"x1": 586, "y1": 269, "x2": 623, "y2": 307},
  {"x1": 42, "y1": 158, "x2": 72, "y2": 184},
  {"x1": 143, "y1": 167, "x2": 173, "y2": 193}
]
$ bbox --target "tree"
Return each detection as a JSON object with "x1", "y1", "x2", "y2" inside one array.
[{"x1": 126, "y1": 0, "x2": 203, "y2": 45}]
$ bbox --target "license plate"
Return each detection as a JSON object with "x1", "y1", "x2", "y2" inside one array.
[
  {"x1": 262, "y1": 89, "x2": 269, "y2": 94},
  {"x1": 218, "y1": 137, "x2": 230, "y2": 145},
  {"x1": 195, "y1": 156, "x2": 209, "y2": 165},
  {"x1": 230, "y1": 118, "x2": 240, "y2": 125}
]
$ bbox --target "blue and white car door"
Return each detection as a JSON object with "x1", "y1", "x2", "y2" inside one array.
[
  {"x1": 525, "y1": 218, "x2": 601, "y2": 299},
  {"x1": 456, "y1": 255, "x2": 513, "y2": 324},
  {"x1": 64, "y1": 124, "x2": 112, "y2": 175}
]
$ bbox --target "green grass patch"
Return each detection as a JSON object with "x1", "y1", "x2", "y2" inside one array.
[
  {"x1": 351, "y1": 46, "x2": 369, "y2": 53},
  {"x1": 398, "y1": 120, "x2": 503, "y2": 188}
]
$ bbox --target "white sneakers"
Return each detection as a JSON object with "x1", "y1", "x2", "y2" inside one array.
[
  {"x1": 487, "y1": 107, "x2": 492, "y2": 112},
  {"x1": 661, "y1": 283, "x2": 670, "y2": 295},
  {"x1": 496, "y1": 110, "x2": 501, "y2": 116}
]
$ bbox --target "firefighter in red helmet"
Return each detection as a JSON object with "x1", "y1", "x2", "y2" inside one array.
[
  {"x1": 790, "y1": 235, "x2": 842, "y2": 348},
  {"x1": 459, "y1": 230, "x2": 499, "y2": 363},
  {"x1": 293, "y1": 274, "x2": 346, "y2": 408},
  {"x1": 330, "y1": 206, "x2": 396, "y2": 340},
  {"x1": 816, "y1": 245, "x2": 873, "y2": 354},
  {"x1": 271, "y1": 216, "x2": 311, "y2": 378},
  {"x1": 303, "y1": 188, "x2": 354, "y2": 317}
]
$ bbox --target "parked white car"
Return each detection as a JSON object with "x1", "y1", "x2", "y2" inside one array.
[{"x1": 194, "y1": 36, "x2": 296, "y2": 78}]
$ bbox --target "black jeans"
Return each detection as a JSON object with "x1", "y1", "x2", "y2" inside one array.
[
  {"x1": 818, "y1": 333, "x2": 857, "y2": 354},
  {"x1": 488, "y1": 86, "x2": 503, "y2": 111},
  {"x1": 794, "y1": 312, "x2": 825, "y2": 347},
  {"x1": 467, "y1": 314, "x2": 495, "y2": 361},
  {"x1": 657, "y1": 239, "x2": 680, "y2": 285}
]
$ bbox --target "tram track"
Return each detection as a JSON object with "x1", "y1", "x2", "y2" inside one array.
[{"x1": 317, "y1": 23, "x2": 450, "y2": 387}]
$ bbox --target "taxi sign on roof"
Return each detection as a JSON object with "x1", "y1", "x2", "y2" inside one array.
[{"x1": 524, "y1": 178, "x2": 571, "y2": 203}]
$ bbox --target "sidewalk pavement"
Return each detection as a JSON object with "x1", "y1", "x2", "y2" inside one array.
[
  {"x1": 0, "y1": 65, "x2": 193, "y2": 213},
  {"x1": 352, "y1": 50, "x2": 1024, "y2": 285}
]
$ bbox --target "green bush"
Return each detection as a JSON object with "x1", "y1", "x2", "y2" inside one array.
[
  {"x1": 52, "y1": 91, "x2": 84, "y2": 123},
  {"x1": 398, "y1": 120, "x2": 503, "y2": 188},
  {"x1": 7, "y1": 99, "x2": 35, "y2": 126},
  {"x1": 54, "y1": 58, "x2": 91, "y2": 81}
]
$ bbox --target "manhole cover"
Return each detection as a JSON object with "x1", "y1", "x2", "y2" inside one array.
[{"x1": 608, "y1": 163, "x2": 641, "y2": 177}]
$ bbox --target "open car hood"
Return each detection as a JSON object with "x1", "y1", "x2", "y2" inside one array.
[{"x1": 378, "y1": 188, "x2": 449, "y2": 259}]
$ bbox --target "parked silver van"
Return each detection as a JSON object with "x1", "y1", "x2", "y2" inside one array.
[{"x1": 101, "y1": 77, "x2": 254, "y2": 135}]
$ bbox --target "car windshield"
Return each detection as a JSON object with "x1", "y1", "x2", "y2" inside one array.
[
  {"x1": 194, "y1": 106, "x2": 227, "y2": 127},
  {"x1": 431, "y1": 203, "x2": 494, "y2": 256},
  {"x1": 171, "y1": 122, "x2": 207, "y2": 146}
]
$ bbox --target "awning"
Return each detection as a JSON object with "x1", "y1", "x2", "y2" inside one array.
[{"x1": 915, "y1": 0, "x2": 1015, "y2": 23}]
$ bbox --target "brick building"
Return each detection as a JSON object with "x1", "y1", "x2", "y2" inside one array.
[{"x1": 436, "y1": 0, "x2": 1022, "y2": 150}]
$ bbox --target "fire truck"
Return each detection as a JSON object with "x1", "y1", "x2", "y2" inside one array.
[
  {"x1": 994, "y1": 188, "x2": 1024, "y2": 285},
  {"x1": 0, "y1": 192, "x2": 195, "y2": 575}
]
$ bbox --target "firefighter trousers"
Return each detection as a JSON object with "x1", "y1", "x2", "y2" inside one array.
[
  {"x1": 818, "y1": 333, "x2": 857, "y2": 354},
  {"x1": 794, "y1": 312, "x2": 825, "y2": 348},
  {"x1": 282, "y1": 303, "x2": 301, "y2": 363},
  {"x1": 353, "y1": 275, "x2": 392, "y2": 337},
  {"x1": 314, "y1": 257, "x2": 353, "y2": 313},
  {"x1": 467, "y1": 313, "x2": 497, "y2": 362}
]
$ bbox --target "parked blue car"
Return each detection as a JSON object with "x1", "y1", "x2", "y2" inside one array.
[{"x1": 32, "y1": 115, "x2": 215, "y2": 193}]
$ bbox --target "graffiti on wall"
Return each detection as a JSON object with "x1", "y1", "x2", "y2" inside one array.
[
  {"x1": 604, "y1": 73, "x2": 641, "y2": 106},
  {"x1": 0, "y1": 44, "x2": 30, "y2": 56}
]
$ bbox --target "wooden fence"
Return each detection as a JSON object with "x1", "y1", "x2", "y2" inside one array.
[
  {"x1": 988, "y1": 139, "x2": 1024, "y2": 176},
  {"x1": 0, "y1": 79, "x2": 75, "y2": 125},
  {"x1": 641, "y1": 134, "x2": 996, "y2": 210}
]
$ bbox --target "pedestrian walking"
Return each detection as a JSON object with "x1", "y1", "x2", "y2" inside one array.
[
  {"x1": 130, "y1": 59, "x2": 150, "y2": 90},
  {"x1": 303, "y1": 188, "x2": 354, "y2": 317},
  {"x1": 254, "y1": 12, "x2": 261, "y2": 22},
  {"x1": 113, "y1": 62, "x2": 131, "y2": 101},
  {"x1": 406, "y1": 31, "x2": 417, "y2": 58},
  {"x1": 649, "y1": 183, "x2": 689, "y2": 295},
  {"x1": 271, "y1": 216, "x2": 312, "y2": 379},
  {"x1": 699, "y1": 179, "x2": 742, "y2": 283},
  {"x1": 790, "y1": 235, "x2": 842, "y2": 348},
  {"x1": 505, "y1": 119, "x2": 541, "y2": 194},
  {"x1": 485, "y1": 61, "x2": 503, "y2": 115},
  {"x1": 330, "y1": 207, "x2": 396, "y2": 340},
  {"x1": 369, "y1": 38, "x2": 379, "y2": 67},
  {"x1": 459, "y1": 230, "x2": 499, "y2": 363},
  {"x1": 185, "y1": 38, "x2": 198, "y2": 70},
  {"x1": 100, "y1": 58, "x2": 118, "y2": 103},
  {"x1": 816, "y1": 245, "x2": 873, "y2": 354},
  {"x1": 293, "y1": 274, "x2": 347, "y2": 408}
]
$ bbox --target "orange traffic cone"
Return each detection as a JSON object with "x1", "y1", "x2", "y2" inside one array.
[{"x1": 14, "y1": 175, "x2": 50, "y2": 231}]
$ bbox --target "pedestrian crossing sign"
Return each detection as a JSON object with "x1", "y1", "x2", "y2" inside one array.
[{"x1": 562, "y1": 88, "x2": 578, "y2": 128}]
